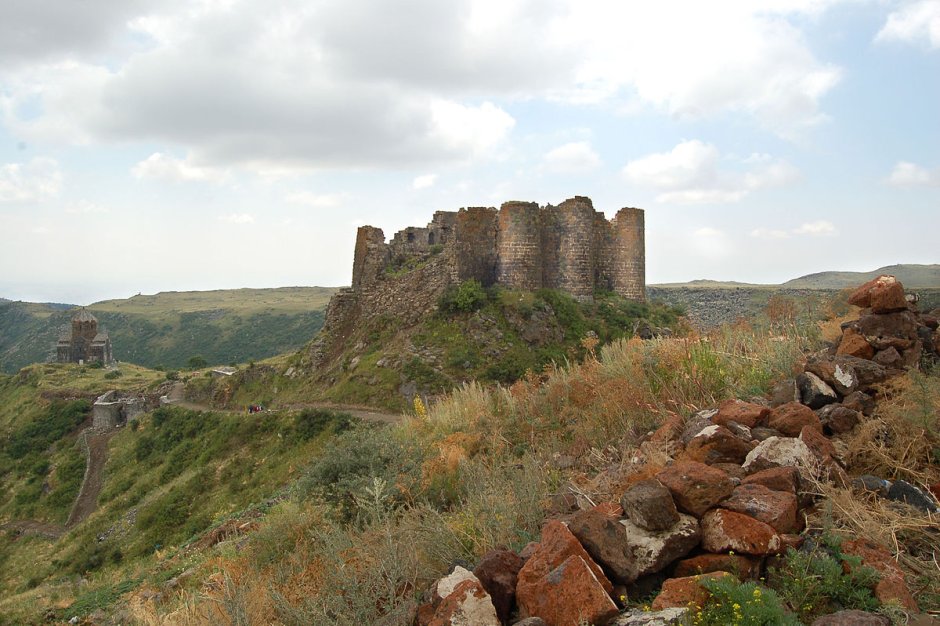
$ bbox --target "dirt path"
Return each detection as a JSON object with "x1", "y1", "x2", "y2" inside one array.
[{"x1": 66, "y1": 430, "x2": 116, "y2": 528}]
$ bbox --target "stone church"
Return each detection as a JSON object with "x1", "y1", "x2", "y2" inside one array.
[{"x1": 56, "y1": 308, "x2": 113, "y2": 365}]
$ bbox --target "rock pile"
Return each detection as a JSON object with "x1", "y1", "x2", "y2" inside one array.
[{"x1": 415, "y1": 276, "x2": 940, "y2": 626}]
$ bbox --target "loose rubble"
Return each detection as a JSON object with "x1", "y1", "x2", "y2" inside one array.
[{"x1": 415, "y1": 275, "x2": 940, "y2": 626}]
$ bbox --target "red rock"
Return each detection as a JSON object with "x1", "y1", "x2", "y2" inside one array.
[
  {"x1": 836, "y1": 328, "x2": 875, "y2": 360},
  {"x1": 649, "y1": 413, "x2": 684, "y2": 446},
  {"x1": 873, "y1": 347, "x2": 902, "y2": 368},
  {"x1": 742, "y1": 466, "x2": 800, "y2": 494},
  {"x1": 721, "y1": 483, "x2": 800, "y2": 534},
  {"x1": 848, "y1": 275, "x2": 905, "y2": 312},
  {"x1": 517, "y1": 555, "x2": 618, "y2": 626},
  {"x1": 428, "y1": 579, "x2": 500, "y2": 626},
  {"x1": 805, "y1": 356, "x2": 861, "y2": 396},
  {"x1": 817, "y1": 405, "x2": 861, "y2": 435},
  {"x1": 842, "y1": 391, "x2": 875, "y2": 416},
  {"x1": 656, "y1": 461, "x2": 734, "y2": 518},
  {"x1": 567, "y1": 509, "x2": 635, "y2": 584},
  {"x1": 799, "y1": 425, "x2": 837, "y2": 463},
  {"x1": 474, "y1": 549, "x2": 524, "y2": 625},
  {"x1": 672, "y1": 554, "x2": 760, "y2": 579},
  {"x1": 650, "y1": 572, "x2": 734, "y2": 611},
  {"x1": 712, "y1": 399, "x2": 769, "y2": 428},
  {"x1": 767, "y1": 402, "x2": 822, "y2": 437},
  {"x1": 930, "y1": 482, "x2": 940, "y2": 502},
  {"x1": 684, "y1": 425, "x2": 755, "y2": 465},
  {"x1": 711, "y1": 463, "x2": 747, "y2": 480},
  {"x1": 617, "y1": 514, "x2": 702, "y2": 583},
  {"x1": 841, "y1": 539, "x2": 918, "y2": 611},
  {"x1": 870, "y1": 280, "x2": 908, "y2": 313},
  {"x1": 701, "y1": 509, "x2": 782, "y2": 556},
  {"x1": 517, "y1": 520, "x2": 613, "y2": 594},
  {"x1": 856, "y1": 311, "x2": 919, "y2": 351}
]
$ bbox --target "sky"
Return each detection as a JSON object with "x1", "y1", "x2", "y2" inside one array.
[{"x1": 0, "y1": 0, "x2": 938, "y2": 304}]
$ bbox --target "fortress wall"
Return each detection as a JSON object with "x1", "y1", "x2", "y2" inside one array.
[
  {"x1": 610, "y1": 207, "x2": 646, "y2": 301},
  {"x1": 496, "y1": 201, "x2": 543, "y2": 291},
  {"x1": 351, "y1": 226, "x2": 389, "y2": 291},
  {"x1": 390, "y1": 226, "x2": 432, "y2": 259},
  {"x1": 546, "y1": 197, "x2": 597, "y2": 300},
  {"x1": 454, "y1": 207, "x2": 499, "y2": 286},
  {"x1": 428, "y1": 211, "x2": 457, "y2": 245},
  {"x1": 592, "y1": 211, "x2": 615, "y2": 292}
]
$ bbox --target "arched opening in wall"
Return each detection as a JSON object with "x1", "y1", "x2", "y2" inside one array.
[{"x1": 428, "y1": 232, "x2": 435, "y2": 245}]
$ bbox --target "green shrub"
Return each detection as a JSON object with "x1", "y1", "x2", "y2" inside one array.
[
  {"x1": 103, "y1": 370, "x2": 122, "y2": 380},
  {"x1": 769, "y1": 534, "x2": 880, "y2": 622},
  {"x1": 293, "y1": 409, "x2": 355, "y2": 441},
  {"x1": 7, "y1": 399, "x2": 90, "y2": 459},
  {"x1": 439, "y1": 280, "x2": 487, "y2": 313},
  {"x1": 187, "y1": 355, "x2": 208, "y2": 369},
  {"x1": 698, "y1": 577, "x2": 799, "y2": 625},
  {"x1": 165, "y1": 370, "x2": 179, "y2": 381}
]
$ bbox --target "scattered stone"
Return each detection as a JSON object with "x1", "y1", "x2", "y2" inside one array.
[
  {"x1": 856, "y1": 311, "x2": 919, "y2": 351},
  {"x1": 474, "y1": 549, "x2": 524, "y2": 624},
  {"x1": 684, "y1": 425, "x2": 755, "y2": 465},
  {"x1": 797, "y1": 372, "x2": 839, "y2": 410},
  {"x1": 517, "y1": 555, "x2": 619, "y2": 626},
  {"x1": 750, "y1": 426, "x2": 782, "y2": 441},
  {"x1": 768, "y1": 402, "x2": 823, "y2": 437},
  {"x1": 594, "y1": 501, "x2": 624, "y2": 517},
  {"x1": 842, "y1": 391, "x2": 875, "y2": 416},
  {"x1": 816, "y1": 405, "x2": 860, "y2": 435},
  {"x1": 679, "y1": 410, "x2": 717, "y2": 445},
  {"x1": 873, "y1": 347, "x2": 902, "y2": 368},
  {"x1": 428, "y1": 579, "x2": 500, "y2": 626},
  {"x1": 742, "y1": 436, "x2": 816, "y2": 477},
  {"x1": 847, "y1": 275, "x2": 905, "y2": 312},
  {"x1": 886, "y1": 480, "x2": 940, "y2": 513},
  {"x1": 672, "y1": 553, "x2": 761, "y2": 579},
  {"x1": 799, "y1": 426, "x2": 839, "y2": 466},
  {"x1": 512, "y1": 618, "x2": 547, "y2": 626},
  {"x1": 742, "y1": 466, "x2": 800, "y2": 494},
  {"x1": 516, "y1": 520, "x2": 612, "y2": 595},
  {"x1": 711, "y1": 463, "x2": 747, "y2": 481},
  {"x1": 701, "y1": 509, "x2": 782, "y2": 556},
  {"x1": 720, "y1": 483, "x2": 800, "y2": 534},
  {"x1": 620, "y1": 479, "x2": 679, "y2": 532},
  {"x1": 610, "y1": 608, "x2": 689, "y2": 626},
  {"x1": 841, "y1": 539, "x2": 918, "y2": 611},
  {"x1": 656, "y1": 461, "x2": 734, "y2": 518},
  {"x1": 617, "y1": 514, "x2": 702, "y2": 583},
  {"x1": 811, "y1": 609, "x2": 890, "y2": 626},
  {"x1": 852, "y1": 475, "x2": 891, "y2": 497},
  {"x1": 650, "y1": 572, "x2": 734, "y2": 611},
  {"x1": 836, "y1": 328, "x2": 874, "y2": 360},
  {"x1": 769, "y1": 379, "x2": 800, "y2": 408},
  {"x1": 568, "y1": 509, "x2": 636, "y2": 584},
  {"x1": 712, "y1": 399, "x2": 768, "y2": 428}
]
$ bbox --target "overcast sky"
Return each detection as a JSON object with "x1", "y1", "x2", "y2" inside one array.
[{"x1": 1, "y1": 0, "x2": 938, "y2": 304}]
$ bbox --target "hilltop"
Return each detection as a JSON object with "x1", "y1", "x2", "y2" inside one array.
[{"x1": 0, "y1": 287, "x2": 338, "y2": 374}]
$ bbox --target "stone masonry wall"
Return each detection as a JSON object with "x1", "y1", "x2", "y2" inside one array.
[
  {"x1": 549, "y1": 197, "x2": 597, "y2": 300},
  {"x1": 454, "y1": 207, "x2": 499, "y2": 286},
  {"x1": 610, "y1": 207, "x2": 646, "y2": 300},
  {"x1": 496, "y1": 201, "x2": 543, "y2": 291},
  {"x1": 352, "y1": 226, "x2": 389, "y2": 291}
]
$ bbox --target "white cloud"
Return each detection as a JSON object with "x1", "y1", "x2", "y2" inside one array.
[
  {"x1": 793, "y1": 220, "x2": 837, "y2": 236},
  {"x1": 750, "y1": 228, "x2": 790, "y2": 239},
  {"x1": 751, "y1": 220, "x2": 838, "y2": 238},
  {"x1": 285, "y1": 191, "x2": 349, "y2": 208},
  {"x1": 876, "y1": 1, "x2": 940, "y2": 49},
  {"x1": 412, "y1": 174, "x2": 438, "y2": 190},
  {"x1": 132, "y1": 152, "x2": 227, "y2": 183},
  {"x1": 542, "y1": 141, "x2": 601, "y2": 173},
  {"x1": 219, "y1": 213, "x2": 254, "y2": 224},
  {"x1": 622, "y1": 140, "x2": 799, "y2": 204},
  {"x1": 886, "y1": 161, "x2": 940, "y2": 187},
  {"x1": 691, "y1": 227, "x2": 733, "y2": 259},
  {"x1": 65, "y1": 201, "x2": 109, "y2": 214},
  {"x1": 0, "y1": 157, "x2": 62, "y2": 203},
  {"x1": 0, "y1": 0, "x2": 846, "y2": 174}
]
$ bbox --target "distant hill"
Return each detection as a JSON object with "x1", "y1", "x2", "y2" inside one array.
[
  {"x1": 0, "y1": 287, "x2": 339, "y2": 373},
  {"x1": 781, "y1": 264, "x2": 940, "y2": 289}
]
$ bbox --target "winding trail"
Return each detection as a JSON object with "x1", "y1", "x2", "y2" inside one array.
[{"x1": 1, "y1": 389, "x2": 402, "y2": 540}]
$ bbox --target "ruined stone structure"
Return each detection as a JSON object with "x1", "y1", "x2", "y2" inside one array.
[
  {"x1": 56, "y1": 308, "x2": 113, "y2": 365},
  {"x1": 352, "y1": 195, "x2": 645, "y2": 302},
  {"x1": 310, "y1": 196, "x2": 644, "y2": 367}
]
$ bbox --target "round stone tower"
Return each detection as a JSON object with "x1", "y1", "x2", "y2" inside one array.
[
  {"x1": 553, "y1": 197, "x2": 597, "y2": 301},
  {"x1": 496, "y1": 201, "x2": 543, "y2": 291},
  {"x1": 610, "y1": 207, "x2": 646, "y2": 301}
]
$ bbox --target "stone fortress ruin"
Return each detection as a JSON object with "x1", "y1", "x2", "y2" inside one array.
[
  {"x1": 353, "y1": 195, "x2": 645, "y2": 302},
  {"x1": 56, "y1": 308, "x2": 113, "y2": 365},
  {"x1": 310, "y1": 196, "x2": 645, "y2": 367}
]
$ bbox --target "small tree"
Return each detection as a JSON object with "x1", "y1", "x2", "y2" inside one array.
[{"x1": 187, "y1": 355, "x2": 208, "y2": 370}]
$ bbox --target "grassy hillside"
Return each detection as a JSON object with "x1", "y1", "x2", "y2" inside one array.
[
  {"x1": 0, "y1": 287, "x2": 338, "y2": 374},
  {"x1": 186, "y1": 285, "x2": 689, "y2": 413},
  {"x1": 781, "y1": 263, "x2": 940, "y2": 289},
  {"x1": 0, "y1": 364, "x2": 358, "y2": 624}
]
